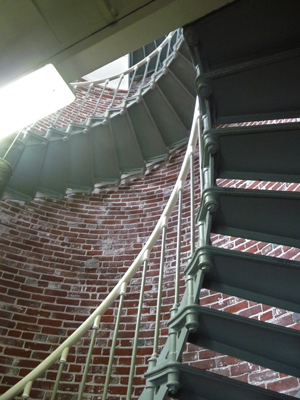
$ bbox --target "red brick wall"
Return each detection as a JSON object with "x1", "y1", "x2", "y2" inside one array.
[
  {"x1": 0, "y1": 149, "x2": 198, "y2": 400},
  {"x1": 0, "y1": 145, "x2": 300, "y2": 399}
]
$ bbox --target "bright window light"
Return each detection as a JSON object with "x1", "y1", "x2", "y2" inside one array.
[{"x1": 0, "y1": 64, "x2": 76, "y2": 139}]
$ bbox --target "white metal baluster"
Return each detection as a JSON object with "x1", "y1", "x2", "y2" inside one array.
[
  {"x1": 140, "y1": 58, "x2": 151, "y2": 87},
  {"x1": 152, "y1": 216, "x2": 168, "y2": 361},
  {"x1": 77, "y1": 315, "x2": 101, "y2": 400},
  {"x1": 73, "y1": 83, "x2": 93, "y2": 123},
  {"x1": 189, "y1": 146, "x2": 195, "y2": 256},
  {"x1": 174, "y1": 182, "x2": 183, "y2": 311},
  {"x1": 125, "y1": 66, "x2": 138, "y2": 99},
  {"x1": 50, "y1": 347, "x2": 69, "y2": 400},
  {"x1": 21, "y1": 381, "x2": 32, "y2": 399},
  {"x1": 102, "y1": 282, "x2": 127, "y2": 400},
  {"x1": 109, "y1": 74, "x2": 124, "y2": 110},
  {"x1": 92, "y1": 79, "x2": 109, "y2": 115},
  {"x1": 126, "y1": 250, "x2": 150, "y2": 400}
]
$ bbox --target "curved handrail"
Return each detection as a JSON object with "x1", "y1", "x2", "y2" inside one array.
[
  {"x1": 0, "y1": 97, "x2": 200, "y2": 400},
  {"x1": 70, "y1": 31, "x2": 178, "y2": 88},
  {"x1": 32, "y1": 29, "x2": 182, "y2": 132}
]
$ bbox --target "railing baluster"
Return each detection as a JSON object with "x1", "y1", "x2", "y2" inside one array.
[
  {"x1": 21, "y1": 381, "x2": 32, "y2": 399},
  {"x1": 73, "y1": 83, "x2": 93, "y2": 123},
  {"x1": 174, "y1": 181, "x2": 183, "y2": 311},
  {"x1": 189, "y1": 146, "x2": 195, "y2": 256},
  {"x1": 102, "y1": 282, "x2": 127, "y2": 400},
  {"x1": 126, "y1": 250, "x2": 150, "y2": 400},
  {"x1": 50, "y1": 347, "x2": 69, "y2": 400},
  {"x1": 109, "y1": 74, "x2": 124, "y2": 109},
  {"x1": 92, "y1": 79, "x2": 109, "y2": 115},
  {"x1": 77, "y1": 315, "x2": 101, "y2": 400},
  {"x1": 125, "y1": 67, "x2": 138, "y2": 100},
  {"x1": 152, "y1": 216, "x2": 168, "y2": 361}
]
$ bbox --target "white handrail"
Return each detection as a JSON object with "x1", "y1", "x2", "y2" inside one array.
[
  {"x1": 0, "y1": 97, "x2": 200, "y2": 400},
  {"x1": 70, "y1": 31, "x2": 178, "y2": 88}
]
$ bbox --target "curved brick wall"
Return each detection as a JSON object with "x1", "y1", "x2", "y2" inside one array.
[
  {"x1": 0, "y1": 147, "x2": 300, "y2": 399},
  {"x1": 0, "y1": 149, "x2": 198, "y2": 400}
]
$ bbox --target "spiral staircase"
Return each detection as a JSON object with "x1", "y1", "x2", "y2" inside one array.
[{"x1": 1, "y1": 0, "x2": 300, "y2": 399}]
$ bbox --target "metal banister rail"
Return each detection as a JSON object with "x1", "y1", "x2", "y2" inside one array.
[
  {"x1": 0, "y1": 97, "x2": 201, "y2": 400},
  {"x1": 71, "y1": 32, "x2": 178, "y2": 88},
  {"x1": 34, "y1": 30, "x2": 182, "y2": 132}
]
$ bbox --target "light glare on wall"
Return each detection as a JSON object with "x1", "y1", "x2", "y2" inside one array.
[{"x1": 0, "y1": 64, "x2": 76, "y2": 139}]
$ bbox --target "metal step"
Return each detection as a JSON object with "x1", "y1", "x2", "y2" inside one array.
[
  {"x1": 169, "y1": 363, "x2": 291, "y2": 400},
  {"x1": 170, "y1": 304, "x2": 300, "y2": 378},
  {"x1": 203, "y1": 122, "x2": 300, "y2": 183},
  {"x1": 90, "y1": 120, "x2": 121, "y2": 186},
  {"x1": 66, "y1": 123, "x2": 94, "y2": 193},
  {"x1": 127, "y1": 99, "x2": 169, "y2": 164},
  {"x1": 156, "y1": 68, "x2": 195, "y2": 131},
  {"x1": 197, "y1": 187, "x2": 300, "y2": 248},
  {"x1": 168, "y1": 48, "x2": 196, "y2": 98},
  {"x1": 186, "y1": 245, "x2": 300, "y2": 313},
  {"x1": 199, "y1": 50, "x2": 300, "y2": 125},
  {"x1": 5, "y1": 132, "x2": 48, "y2": 202},
  {"x1": 108, "y1": 110, "x2": 145, "y2": 177},
  {"x1": 183, "y1": 0, "x2": 300, "y2": 125},
  {"x1": 184, "y1": 0, "x2": 300, "y2": 72},
  {"x1": 143, "y1": 83, "x2": 189, "y2": 149},
  {"x1": 37, "y1": 128, "x2": 69, "y2": 199}
]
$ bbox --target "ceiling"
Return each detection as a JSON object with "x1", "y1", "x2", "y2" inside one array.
[{"x1": 0, "y1": 0, "x2": 234, "y2": 87}]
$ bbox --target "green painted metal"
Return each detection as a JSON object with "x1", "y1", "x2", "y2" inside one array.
[
  {"x1": 37, "y1": 128, "x2": 69, "y2": 198},
  {"x1": 187, "y1": 246, "x2": 300, "y2": 313},
  {"x1": 204, "y1": 122, "x2": 300, "y2": 183},
  {"x1": 171, "y1": 304, "x2": 300, "y2": 378},
  {"x1": 197, "y1": 187, "x2": 300, "y2": 248},
  {"x1": 127, "y1": 99, "x2": 169, "y2": 164},
  {"x1": 154, "y1": 363, "x2": 292, "y2": 400},
  {"x1": 6, "y1": 132, "x2": 48, "y2": 202},
  {"x1": 184, "y1": 0, "x2": 300, "y2": 126}
]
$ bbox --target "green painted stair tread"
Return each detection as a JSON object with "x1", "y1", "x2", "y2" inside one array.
[
  {"x1": 90, "y1": 122, "x2": 120, "y2": 185},
  {"x1": 197, "y1": 187, "x2": 300, "y2": 248},
  {"x1": 0, "y1": 137, "x2": 26, "y2": 170},
  {"x1": 186, "y1": 245, "x2": 300, "y2": 313},
  {"x1": 156, "y1": 69, "x2": 195, "y2": 131},
  {"x1": 127, "y1": 99, "x2": 169, "y2": 163},
  {"x1": 143, "y1": 84, "x2": 189, "y2": 148},
  {"x1": 141, "y1": 363, "x2": 292, "y2": 400},
  {"x1": 183, "y1": 0, "x2": 300, "y2": 72},
  {"x1": 202, "y1": 51, "x2": 300, "y2": 125},
  {"x1": 170, "y1": 364, "x2": 291, "y2": 400},
  {"x1": 5, "y1": 132, "x2": 48, "y2": 202},
  {"x1": 109, "y1": 111, "x2": 145, "y2": 176},
  {"x1": 168, "y1": 49, "x2": 196, "y2": 98},
  {"x1": 37, "y1": 130, "x2": 69, "y2": 198},
  {"x1": 66, "y1": 126, "x2": 94, "y2": 192},
  {"x1": 204, "y1": 122, "x2": 300, "y2": 183},
  {"x1": 169, "y1": 304, "x2": 300, "y2": 378}
]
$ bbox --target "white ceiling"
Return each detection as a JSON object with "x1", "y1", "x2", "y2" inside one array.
[{"x1": 0, "y1": 0, "x2": 234, "y2": 87}]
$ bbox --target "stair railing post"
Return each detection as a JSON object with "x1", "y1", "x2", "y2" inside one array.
[
  {"x1": 109, "y1": 74, "x2": 124, "y2": 110},
  {"x1": 189, "y1": 146, "x2": 195, "y2": 256},
  {"x1": 77, "y1": 315, "x2": 101, "y2": 400},
  {"x1": 73, "y1": 83, "x2": 93, "y2": 123},
  {"x1": 21, "y1": 381, "x2": 32, "y2": 400},
  {"x1": 151, "y1": 216, "x2": 168, "y2": 363},
  {"x1": 102, "y1": 282, "x2": 127, "y2": 400},
  {"x1": 126, "y1": 250, "x2": 150, "y2": 400},
  {"x1": 50, "y1": 347, "x2": 69, "y2": 400},
  {"x1": 173, "y1": 181, "x2": 183, "y2": 313},
  {"x1": 92, "y1": 79, "x2": 109, "y2": 115}
]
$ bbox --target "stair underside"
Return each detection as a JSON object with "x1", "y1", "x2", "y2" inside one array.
[
  {"x1": 186, "y1": 245, "x2": 300, "y2": 313},
  {"x1": 0, "y1": 41, "x2": 196, "y2": 203},
  {"x1": 203, "y1": 122, "x2": 300, "y2": 183}
]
